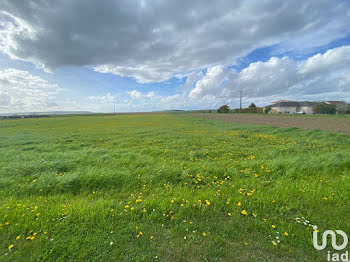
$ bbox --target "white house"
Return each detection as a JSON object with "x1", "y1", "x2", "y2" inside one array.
[{"x1": 269, "y1": 101, "x2": 316, "y2": 114}]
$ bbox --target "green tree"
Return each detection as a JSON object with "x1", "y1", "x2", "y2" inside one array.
[
  {"x1": 313, "y1": 103, "x2": 336, "y2": 114},
  {"x1": 217, "y1": 104, "x2": 230, "y2": 113},
  {"x1": 264, "y1": 105, "x2": 272, "y2": 114}
]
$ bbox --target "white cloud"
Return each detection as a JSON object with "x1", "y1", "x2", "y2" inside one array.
[
  {"x1": 299, "y1": 46, "x2": 350, "y2": 76},
  {"x1": 88, "y1": 92, "x2": 117, "y2": 104},
  {"x1": 1, "y1": 0, "x2": 349, "y2": 82},
  {"x1": 189, "y1": 66, "x2": 230, "y2": 99},
  {"x1": 159, "y1": 45, "x2": 350, "y2": 109},
  {"x1": 129, "y1": 90, "x2": 155, "y2": 99},
  {"x1": 0, "y1": 68, "x2": 60, "y2": 113}
]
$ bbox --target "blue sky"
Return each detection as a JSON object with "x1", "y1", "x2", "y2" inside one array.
[{"x1": 1, "y1": 0, "x2": 350, "y2": 113}]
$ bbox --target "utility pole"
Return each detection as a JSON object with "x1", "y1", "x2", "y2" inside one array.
[{"x1": 239, "y1": 90, "x2": 243, "y2": 113}]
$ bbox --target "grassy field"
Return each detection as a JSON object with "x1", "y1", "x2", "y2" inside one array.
[{"x1": 0, "y1": 114, "x2": 349, "y2": 261}]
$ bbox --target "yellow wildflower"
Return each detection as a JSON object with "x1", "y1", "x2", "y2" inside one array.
[{"x1": 241, "y1": 210, "x2": 248, "y2": 215}]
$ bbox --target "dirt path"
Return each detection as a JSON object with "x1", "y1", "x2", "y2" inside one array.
[{"x1": 189, "y1": 114, "x2": 350, "y2": 135}]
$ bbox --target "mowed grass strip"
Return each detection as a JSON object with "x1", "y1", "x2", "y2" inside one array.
[{"x1": 0, "y1": 114, "x2": 349, "y2": 261}]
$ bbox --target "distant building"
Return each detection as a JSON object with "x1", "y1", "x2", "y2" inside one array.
[
  {"x1": 269, "y1": 101, "x2": 316, "y2": 114},
  {"x1": 324, "y1": 101, "x2": 346, "y2": 106}
]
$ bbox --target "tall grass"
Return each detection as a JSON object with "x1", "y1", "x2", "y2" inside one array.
[{"x1": 0, "y1": 114, "x2": 349, "y2": 261}]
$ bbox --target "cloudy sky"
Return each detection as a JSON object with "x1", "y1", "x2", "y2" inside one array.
[{"x1": 0, "y1": 0, "x2": 350, "y2": 113}]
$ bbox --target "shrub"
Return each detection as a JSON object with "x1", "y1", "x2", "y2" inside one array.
[
  {"x1": 217, "y1": 104, "x2": 230, "y2": 113},
  {"x1": 313, "y1": 103, "x2": 336, "y2": 114}
]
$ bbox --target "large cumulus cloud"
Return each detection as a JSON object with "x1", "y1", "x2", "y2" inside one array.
[
  {"x1": 0, "y1": 68, "x2": 60, "y2": 112},
  {"x1": 185, "y1": 46, "x2": 350, "y2": 108},
  {"x1": 1, "y1": 0, "x2": 349, "y2": 83}
]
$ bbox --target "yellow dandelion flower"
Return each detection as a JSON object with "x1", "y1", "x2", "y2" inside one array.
[
  {"x1": 16, "y1": 235, "x2": 20, "y2": 240},
  {"x1": 241, "y1": 210, "x2": 248, "y2": 215},
  {"x1": 228, "y1": 212, "x2": 232, "y2": 216},
  {"x1": 237, "y1": 202, "x2": 242, "y2": 206},
  {"x1": 150, "y1": 236, "x2": 154, "y2": 240},
  {"x1": 205, "y1": 200, "x2": 210, "y2": 206},
  {"x1": 8, "y1": 244, "x2": 14, "y2": 250},
  {"x1": 272, "y1": 225, "x2": 276, "y2": 229},
  {"x1": 273, "y1": 241, "x2": 277, "y2": 246},
  {"x1": 284, "y1": 232, "x2": 288, "y2": 236},
  {"x1": 202, "y1": 232, "x2": 207, "y2": 237}
]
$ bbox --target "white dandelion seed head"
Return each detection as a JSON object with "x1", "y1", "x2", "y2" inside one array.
[
  {"x1": 110, "y1": 242, "x2": 114, "y2": 245},
  {"x1": 313, "y1": 225, "x2": 318, "y2": 230}
]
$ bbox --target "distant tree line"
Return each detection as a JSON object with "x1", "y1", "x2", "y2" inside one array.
[
  {"x1": 0, "y1": 115, "x2": 51, "y2": 120},
  {"x1": 217, "y1": 103, "x2": 264, "y2": 113},
  {"x1": 313, "y1": 102, "x2": 350, "y2": 114}
]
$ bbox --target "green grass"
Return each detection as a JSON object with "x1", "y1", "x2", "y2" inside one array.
[{"x1": 0, "y1": 114, "x2": 349, "y2": 261}]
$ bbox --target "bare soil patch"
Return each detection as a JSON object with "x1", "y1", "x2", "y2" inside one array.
[{"x1": 189, "y1": 113, "x2": 350, "y2": 135}]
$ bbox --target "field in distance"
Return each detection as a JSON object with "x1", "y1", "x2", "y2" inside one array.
[
  {"x1": 190, "y1": 113, "x2": 350, "y2": 135},
  {"x1": 0, "y1": 114, "x2": 349, "y2": 261}
]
